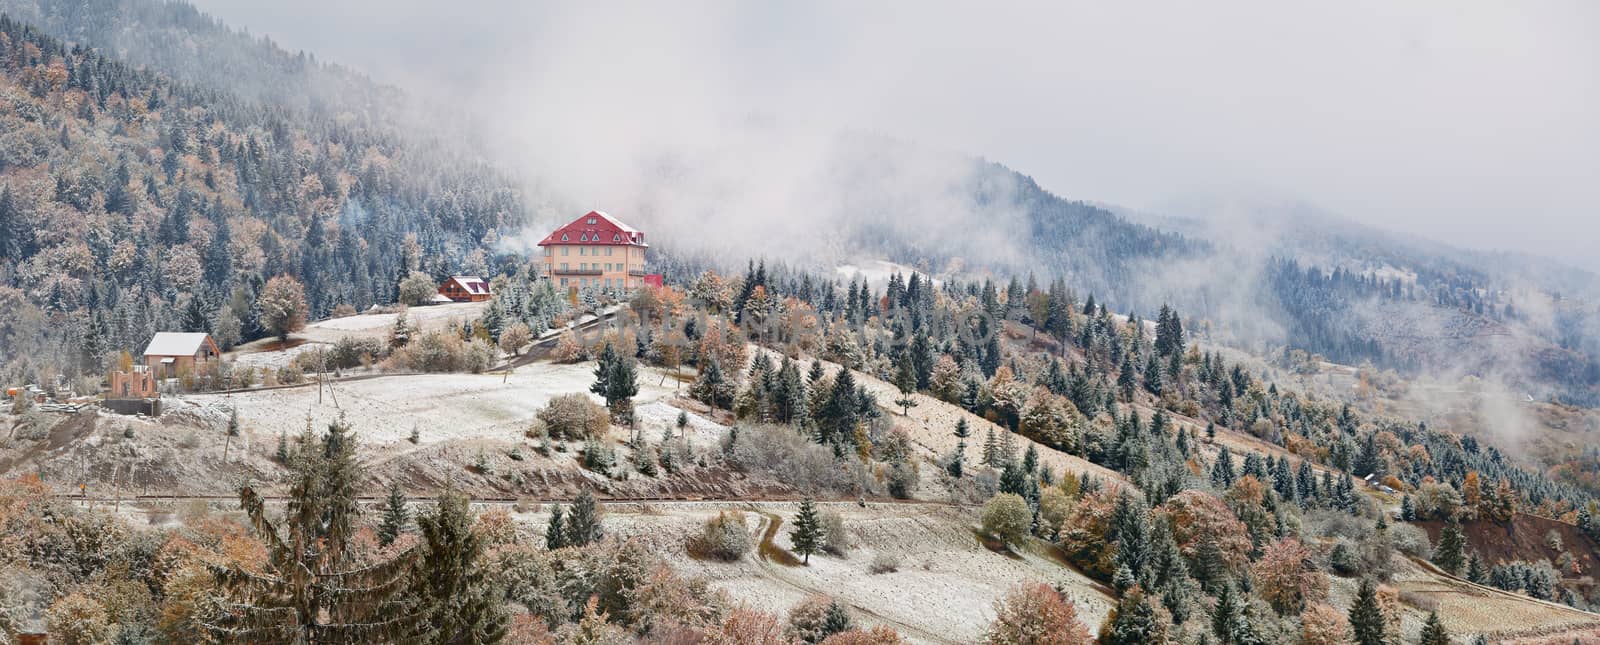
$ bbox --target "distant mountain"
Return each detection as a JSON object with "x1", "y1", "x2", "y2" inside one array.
[
  {"x1": 0, "y1": 3, "x2": 523, "y2": 383},
  {"x1": 1, "y1": 0, "x2": 1593, "y2": 405}
]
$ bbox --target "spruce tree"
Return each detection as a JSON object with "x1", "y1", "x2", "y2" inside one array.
[
  {"x1": 215, "y1": 421, "x2": 417, "y2": 641},
  {"x1": 791, "y1": 498, "x2": 824, "y2": 564},
  {"x1": 411, "y1": 491, "x2": 508, "y2": 644},
  {"x1": 378, "y1": 482, "x2": 410, "y2": 547},
  {"x1": 223, "y1": 406, "x2": 240, "y2": 462},
  {"x1": 893, "y1": 351, "x2": 918, "y2": 415},
  {"x1": 946, "y1": 441, "x2": 965, "y2": 479},
  {"x1": 954, "y1": 417, "x2": 970, "y2": 439},
  {"x1": 982, "y1": 428, "x2": 998, "y2": 466},
  {"x1": 1419, "y1": 611, "x2": 1450, "y2": 645},
  {"x1": 1433, "y1": 520, "x2": 1466, "y2": 575},
  {"x1": 545, "y1": 505, "x2": 566, "y2": 550},
  {"x1": 1348, "y1": 577, "x2": 1387, "y2": 645},
  {"x1": 564, "y1": 490, "x2": 603, "y2": 547},
  {"x1": 1102, "y1": 587, "x2": 1165, "y2": 645}
]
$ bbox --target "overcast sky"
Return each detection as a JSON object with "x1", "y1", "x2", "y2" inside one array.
[{"x1": 194, "y1": 0, "x2": 1600, "y2": 269}]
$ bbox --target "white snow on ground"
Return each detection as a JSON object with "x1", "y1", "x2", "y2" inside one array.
[
  {"x1": 517, "y1": 501, "x2": 1113, "y2": 645},
  {"x1": 185, "y1": 360, "x2": 691, "y2": 451},
  {"x1": 230, "y1": 342, "x2": 324, "y2": 371},
  {"x1": 304, "y1": 302, "x2": 486, "y2": 335},
  {"x1": 633, "y1": 400, "x2": 725, "y2": 444}
]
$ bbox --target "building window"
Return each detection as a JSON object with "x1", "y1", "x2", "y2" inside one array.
[
  {"x1": 613, "y1": 234, "x2": 621, "y2": 242},
  {"x1": 562, "y1": 234, "x2": 569, "y2": 241},
  {"x1": 587, "y1": 217, "x2": 597, "y2": 224},
  {"x1": 562, "y1": 247, "x2": 569, "y2": 256},
  {"x1": 606, "y1": 247, "x2": 613, "y2": 256},
  {"x1": 543, "y1": 247, "x2": 551, "y2": 256},
  {"x1": 560, "y1": 278, "x2": 568, "y2": 286},
  {"x1": 561, "y1": 263, "x2": 568, "y2": 270},
  {"x1": 579, "y1": 247, "x2": 585, "y2": 256}
]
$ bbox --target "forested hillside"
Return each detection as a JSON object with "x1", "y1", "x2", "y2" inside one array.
[
  {"x1": 0, "y1": 0, "x2": 1595, "y2": 407},
  {"x1": 0, "y1": 10, "x2": 521, "y2": 385}
]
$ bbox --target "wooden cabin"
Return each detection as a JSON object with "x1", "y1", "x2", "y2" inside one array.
[{"x1": 438, "y1": 275, "x2": 492, "y2": 302}]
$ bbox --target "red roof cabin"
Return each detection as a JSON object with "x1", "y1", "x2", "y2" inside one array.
[
  {"x1": 537, "y1": 211, "x2": 656, "y2": 291},
  {"x1": 439, "y1": 275, "x2": 492, "y2": 302}
]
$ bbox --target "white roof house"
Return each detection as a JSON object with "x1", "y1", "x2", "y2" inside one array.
[{"x1": 143, "y1": 332, "x2": 217, "y2": 357}]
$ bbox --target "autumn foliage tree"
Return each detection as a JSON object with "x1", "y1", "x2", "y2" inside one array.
[
  {"x1": 258, "y1": 275, "x2": 308, "y2": 342},
  {"x1": 984, "y1": 583, "x2": 1092, "y2": 645},
  {"x1": 1250, "y1": 537, "x2": 1326, "y2": 615}
]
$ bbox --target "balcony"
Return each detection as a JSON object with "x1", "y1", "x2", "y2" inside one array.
[
  {"x1": 550, "y1": 268, "x2": 603, "y2": 276},
  {"x1": 628, "y1": 269, "x2": 647, "y2": 277}
]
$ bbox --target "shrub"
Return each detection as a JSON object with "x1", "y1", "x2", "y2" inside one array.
[
  {"x1": 689, "y1": 511, "x2": 753, "y2": 561},
  {"x1": 390, "y1": 331, "x2": 496, "y2": 373},
  {"x1": 868, "y1": 552, "x2": 900, "y2": 574},
  {"x1": 820, "y1": 510, "x2": 850, "y2": 555},
  {"x1": 789, "y1": 595, "x2": 853, "y2": 644},
  {"x1": 1297, "y1": 603, "x2": 1349, "y2": 645},
  {"x1": 1388, "y1": 523, "x2": 1432, "y2": 559},
  {"x1": 982, "y1": 493, "x2": 1032, "y2": 544},
  {"x1": 538, "y1": 393, "x2": 610, "y2": 440},
  {"x1": 581, "y1": 439, "x2": 616, "y2": 476},
  {"x1": 277, "y1": 364, "x2": 305, "y2": 385},
  {"x1": 500, "y1": 322, "x2": 533, "y2": 356},
  {"x1": 1328, "y1": 540, "x2": 1360, "y2": 576},
  {"x1": 330, "y1": 335, "x2": 386, "y2": 369},
  {"x1": 885, "y1": 459, "x2": 917, "y2": 500},
  {"x1": 722, "y1": 424, "x2": 878, "y2": 497},
  {"x1": 819, "y1": 626, "x2": 907, "y2": 645}
]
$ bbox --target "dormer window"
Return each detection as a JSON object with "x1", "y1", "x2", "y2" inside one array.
[
  {"x1": 561, "y1": 234, "x2": 569, "y2": 241},
  {"x1": 613, "y1": 234, "x2": 621, "y2": 242},
  {"x1": 587, "y1": 218, "x2": 597, "y2": 225}
]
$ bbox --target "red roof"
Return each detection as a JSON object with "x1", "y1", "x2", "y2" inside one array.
[{"x1": 537, "y1": 211, "x2": 647, "y2": 247}]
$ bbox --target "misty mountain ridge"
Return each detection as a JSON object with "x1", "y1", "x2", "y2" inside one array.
[{"x1": 0, "y1": 0, "x2": 1594, "y2": 405}]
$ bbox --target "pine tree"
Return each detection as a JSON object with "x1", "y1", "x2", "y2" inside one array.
[
  {"x1": 275, "y1": 431, "x2": 289, "y2": 464},
  {"x1": 1210, "y1": 583, "x2": 1246, "y2": 644},
  {"x1": 564, "y1": 490, "x2": 604, "y2": 547},
  {"x1": 982, "y1": 428, "x2": 999, "y2": 466},
  {"x1": 1401, "y1": 494, "x2": 1416, "y2": 521},
  {"x1": 214, "y1": 421, "x2": 417, "y2": 641},
  {"x1": 946, "y1": 441, "x2": 966, "y2": 478},
  {"x1": 954, "y1": 417, "x2": 970, "y2": 439},
  {"x1": 411, "y1": 491, "x2": 508, "y2": 644},
  {"x1": 791, "y1": 498, "x2": 824, "y2": 564},
  {"x1": 1433, "y1": 520, "x2": 1466, "y2": 575},
  {"x1": 223, "y1": 406, "x2": 240, "y2": 462},
  {"x1": 1101, "y1": 587, "x2": 1166, "y2": 645},
  {"x1": 545, "y1": 505, "x2": 566, "y2": 550},
  {"x1": 1348, "y1": 577, "x2": 1387, "y2": 645},
  {"x1": 1419, "y1": 611, "x2": 1450, "y2": 645},
  {"x1": 1117, "y1": 354, "x2": 1137, "y2": 401},
  {"x1": 893, "y1": 351, "x2": 918, "y2": 415},
  {"x1": 378, "y1": 482, "x2": 410, "y2": 547},
  {"x1": 1466, "y1": 551, "x2": 1486, "y2": 584},
  {"x1": 1210, "y1": 446, "x2": 1236, "y2": 488}
]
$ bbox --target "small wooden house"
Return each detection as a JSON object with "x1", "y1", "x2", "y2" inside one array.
[
  {"x1": 438, "y1": 275, "x2": 492, "y2": 302},
  {"x1": 142, "y1": 332, "x2": 220, "y2": 378}
]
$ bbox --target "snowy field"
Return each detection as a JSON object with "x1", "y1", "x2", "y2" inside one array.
[
  {"x1": 302, "y1": 301, "x2": 487, "y2": 339},
  {"x1": 503, "y1": 501, "x2": 1113, "y2": 645},
  {"x1": 184, "y1": 360, "x2": 688, "y2": 452}
]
